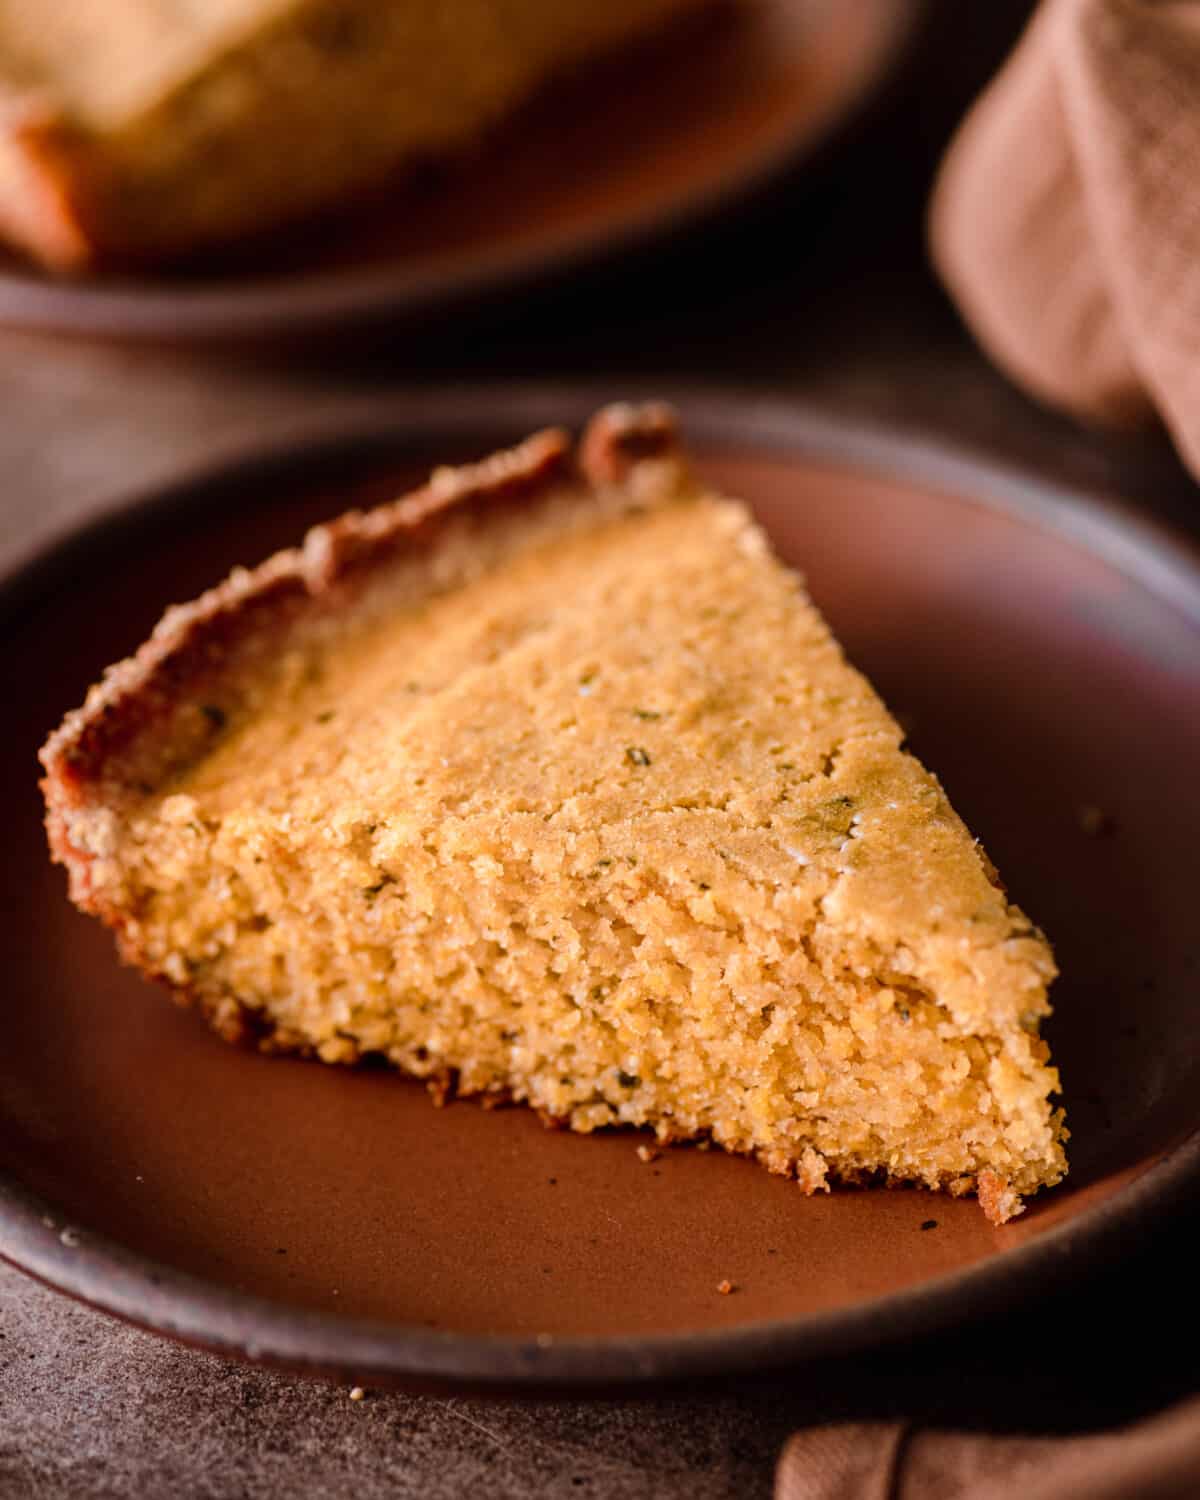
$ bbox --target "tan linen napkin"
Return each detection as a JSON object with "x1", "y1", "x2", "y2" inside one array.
[
  {"x1": 929, "y1": 0, "x2": 1200, "y2": 478},
  {"x1": 775, "y1": 1396, "x2": 1200, "y2": 1500}
]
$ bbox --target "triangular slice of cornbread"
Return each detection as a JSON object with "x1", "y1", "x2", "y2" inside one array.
[{"x1": 41, "y1": 404, "x2": 1066, "y2": 1222}]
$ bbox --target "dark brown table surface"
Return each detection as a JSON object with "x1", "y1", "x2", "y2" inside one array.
[{"x1": 3, "y1": 6, "x2": 1198, "y2": 1497}]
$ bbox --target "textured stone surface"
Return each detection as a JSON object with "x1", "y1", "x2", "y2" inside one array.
[{"x1": 0, "y1": 1265, "x2": 784, "y2": 1500}]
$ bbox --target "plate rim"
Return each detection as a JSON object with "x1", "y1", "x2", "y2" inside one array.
[
  {"x1": 0, "y1": 0, "x2": 924, "y2": 344},
  {"x1": 4, "y1": 384, "x2": 1200, "y2": 1390}
]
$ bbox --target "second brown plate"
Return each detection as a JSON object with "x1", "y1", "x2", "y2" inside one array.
[
  {"x1": 0, "y1": 0, "x2": 918, "y2": 342},
  {"x1": 2, "y1": 390, "x2": 1199, "y2": 1389}
]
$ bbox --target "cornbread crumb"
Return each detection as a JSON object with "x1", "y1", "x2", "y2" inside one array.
[
  {"x1": 40, "y1": 405, "x2": 1067, "y2": 1225},
  {"x1": 636, "y1": 1144, "x2": 660, "y2": 1164},
  {"x1": 977, "y1": 1169, "x2": 1025, "y2": 1225},
  {"x1": 349, "y1": 1387, "x2": 366, "y2": 1403},
  {"x1": 717, "y1": 1279, "x2": 735, "y2": 1296},
  {"x1": 796, "y1": 1148, "x2": 830, "y2": 1197}
]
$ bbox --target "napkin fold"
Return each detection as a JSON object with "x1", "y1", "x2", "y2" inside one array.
[
  {"x1": 930, "y1": 0, "x2": 1200, "y2": 479},
  {"x1": 776, "y1": 1397, "x2": 1200, "y2": 1500}
]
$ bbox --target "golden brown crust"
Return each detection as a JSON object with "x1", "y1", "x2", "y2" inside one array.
[
  {"x1": 40, "y1": 403, "x2": 676, "y2": 795},
  {"x1": 39, "y1": 402, "x2": 682, "y2": 1044},
  {"x1": 578, "y1": 399, "x2": 678, "y2": 483},
  {"x1": 41, "y1": 424, "x2": 569, "y2": 800}
]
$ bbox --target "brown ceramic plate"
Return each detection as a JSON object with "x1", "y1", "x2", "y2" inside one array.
[
  {"x1": 2, "y1": 389, "x2": 1199, "y2": 1391},
  {"x1": 0, "y1": 0, "x2": 919, "y2": 343}
]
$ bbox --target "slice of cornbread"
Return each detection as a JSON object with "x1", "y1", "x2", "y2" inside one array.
[
  {"x1": 41, "y1": 404, "x2": 1067, "y2": 1222},
  {"x1": 0, "y1": 0, "x2": 710, "y2": 269}
]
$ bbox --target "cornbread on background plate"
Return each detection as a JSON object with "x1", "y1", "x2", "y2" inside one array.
[
  {"x1": 0, "y1": 0, "x2": 711, "y2": 270},
  {"x1": 40, "y1": 404, "x2": 1067, "y2": 1223}
]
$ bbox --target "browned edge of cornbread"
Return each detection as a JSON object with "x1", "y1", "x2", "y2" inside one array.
[{"x1": 38, "y1": 402, "x2": 680, "y2": 1052}]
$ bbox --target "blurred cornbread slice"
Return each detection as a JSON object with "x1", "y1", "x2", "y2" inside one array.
[
  {"x1": 40, "y1": 404, "x2": 1067, "y2": 1222},
  {"x1": 0, "y1": 0, "x2": 710, "y2": 269}
]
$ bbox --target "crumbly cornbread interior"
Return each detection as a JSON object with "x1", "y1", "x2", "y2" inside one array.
[{"x1": 77, "y1": 457, "x2": 1066, "y2": 1219}]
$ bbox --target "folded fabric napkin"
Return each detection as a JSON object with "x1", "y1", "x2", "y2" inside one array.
[
  {"x1": 775, "y1": 1396, "x2": 1200, "y2": 1499},
  {"x1": 929, "y1": 0, "x2": 1200, "y2": 479}
]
